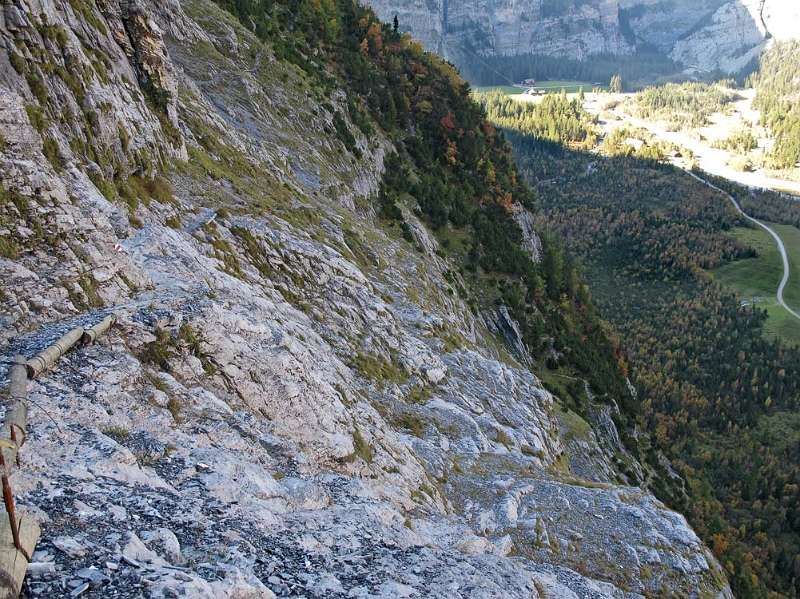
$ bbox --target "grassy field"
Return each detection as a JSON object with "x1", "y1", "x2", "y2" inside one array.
[
  {"x1": 474, "y1": 81, "x2": 599, "y2": 95},
  {"x1": 711, "y1": 224, "x2": 800, "y2": 345},
  {"x1": 773, "y1": 223, "x2": 800, "y2": 309}
]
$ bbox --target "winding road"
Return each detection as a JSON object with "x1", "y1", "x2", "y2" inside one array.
[{"x1": 685, "y1": 169, "x2": 800, "y2": 321}]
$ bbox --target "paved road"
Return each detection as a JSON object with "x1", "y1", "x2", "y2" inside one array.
[{"x1": 685, "y1": 170, "x2": 800, "y2": 321}]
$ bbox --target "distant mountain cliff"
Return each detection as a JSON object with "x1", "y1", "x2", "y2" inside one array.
[
  {"x1": 376, "y1": 0, "x2": 634, "y2": 60},
  {"x1": 364, "y1": 0, "x2": 800, "y2": 79}
]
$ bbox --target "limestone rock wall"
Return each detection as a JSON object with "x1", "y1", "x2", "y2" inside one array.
[
  {"x1": 671, "y1": 0, "x2": 800, "y2": 73},
  {"x1": 368, "y1": 0, "x2": 633, "y2": 62},
  {"x1": 366, "y1": 0, "x2": 800, "y2": 75}
]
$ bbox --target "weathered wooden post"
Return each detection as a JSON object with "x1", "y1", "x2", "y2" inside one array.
[
  {"x1": 81, "y1": 314, "x2": 116, "y2": 345},
  {"x1": 3, "y1": 357, "x2": 28, "y2": 467},
  {"x1": 26, "y1": 327, "x2": 84, "y2": 379},
  {"x1": 0, "y1": 357, "x2": 40, "y2": 598}
]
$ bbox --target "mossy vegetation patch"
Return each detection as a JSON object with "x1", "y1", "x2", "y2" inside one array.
[{"x1": 348, "y1": 351, "x2": 408, "y2": 387}]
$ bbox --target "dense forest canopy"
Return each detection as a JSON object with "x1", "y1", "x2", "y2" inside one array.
[
  {"x1": 473, "y1": 91, "x2": 598, "y2": 148},
  {"x1": 630, "y1": 81, "x2": 738, "y2": 129},
  {"x1": 751, "y1": 40, "x2": 800, "y2": 169},
  {"x1": 500, "y1": 116, "x2": 800, "y2": 598}
]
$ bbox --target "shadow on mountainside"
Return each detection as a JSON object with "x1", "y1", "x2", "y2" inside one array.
[{"x1": 504, "y1": 129, "x2": 800, "y2": 597}]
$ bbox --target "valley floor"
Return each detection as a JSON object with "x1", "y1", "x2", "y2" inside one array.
[
  {"x1": 712, "y1": 224, "x2": 800, "y2": 344},
  {"x1": 517, "y1": 90, "x2": 800, "y2": 196},
  {"x1": 512, "y1": 89, "x2": 800, "y2": 344}
]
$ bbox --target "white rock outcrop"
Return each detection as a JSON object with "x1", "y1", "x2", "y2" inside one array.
[
  {"x1": 671, "y1": 0, "x2": 800, "y2": 73},
  {"x1": 365, "y1": 0, "x2": 800, "y2": 75}
]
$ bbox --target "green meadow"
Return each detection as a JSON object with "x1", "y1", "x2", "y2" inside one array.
[
  {"x1": 712, "y1": 224, "x2": 800, "y2": 345},
  {"x1": 474, "y1": 80, "x2": 599, "y2": 95}
]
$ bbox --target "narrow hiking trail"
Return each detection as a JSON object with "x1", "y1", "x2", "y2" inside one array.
[
  {"x1": 0, "y1": 220, "x2": 216, "y2": 384},
  {"x1": 685, "y1": 169, "x2": 800, "y2": 321}
]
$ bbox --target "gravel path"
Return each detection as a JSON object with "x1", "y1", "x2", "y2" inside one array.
[{"x1": 685, "y1": 169, "x2": 800, "y2": 321}]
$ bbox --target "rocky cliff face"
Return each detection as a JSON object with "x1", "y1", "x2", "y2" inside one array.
[
  {"x1": 0, "y1": 0, "x2": 732, "y2": 597},
  {"x1": 366, "y1": 0, "x2": 800, "y2": 75},
  {"x1": 368, "y1": 0, "x2": 634, "y2": 62},
  {"x1": 670, "y1": 0, "x2": 800, "y2": 74}
]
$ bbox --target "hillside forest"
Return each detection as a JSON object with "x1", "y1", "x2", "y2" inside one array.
[
  {"x1": 492, "y1": 91, "x2": 800, "y2": 597},
  {"x1": 750, "y1": 40, "x2": 800, "y2": 170},
  {"x1": 212, "y1": 0, "x2": 631, "y2": 422}
]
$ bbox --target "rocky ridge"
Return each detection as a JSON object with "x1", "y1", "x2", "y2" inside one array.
[
  {"x1": 364, "y1": 0, "x2": 800, "y2": 75},
  {"x1": 669, "y1": 0, "x2": 800, "y2": 74},
  {"x1": 0, "y1": 0, "x2": 732, "y2": 597}
]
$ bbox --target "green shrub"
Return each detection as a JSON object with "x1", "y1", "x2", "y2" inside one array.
[
  {"x1": 349, "y1": 351, "x2": 407, "y2": 386},
  {"x1": 25, "y1": 72, "x2": 48, "y2": 104},
  {"x1": 42, "y1": 136, "x2": 64, "y2": 171},
  {"x1": 406, "y1": 384, "x2": 432, "y2": 404},
  {"x1": 139, "y1": 327, "x2": 175, "y2": 370},
  {"x1": 102, "y1": 425, "x2": 130, "y2": 440},
  {"x1": 0, "y1": 236, "x2": 20, "y2": 259},
  {"x1": 351, "y1": 428, "x2": 373, "y2": 463},
  {"x1": 25, "y1": 104, "x2": 47, "y2": 132},
  {"x1": 77, "y1": 273, "x2": 103, "y2": 307},
  {"x1": 332, "y1": 111, "x2": 360, "y2": 158},
  {"x1": 166, "y1": 395, "x2": 183, "y2": 423},
  {"x1": 393, "y1": 412, "x2": 426, "y2": 437},
  {"x1": 117, "y1": 124, "x2": 130, "y2": 152},
  {"x1": 9, "y1": 52, "x2": 26, "y2": 75}
]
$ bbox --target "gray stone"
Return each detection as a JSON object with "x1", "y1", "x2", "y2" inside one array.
[
  {"x1": 52, "y1": 537, "x2": 87, "y2": 559},
  {"x1": 27, "y1": 562, "x2": 57, "y2": 578}
]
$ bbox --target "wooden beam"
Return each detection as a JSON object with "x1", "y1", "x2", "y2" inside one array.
[
  {"x1": 82, "y1": 314, "x2": 116, "y2": 345},
  {"x1": 26, "y1": 327, "x2": 84, "y2": 379},
  {"x1": 1, "y1": 359, "x2": 27, "y2": 471},
  {"x1": 0, "y1": 316, "x2": 116, "y2": 596},
  {"x1": 0, "y1": 513, "x2": 40, "y2": 599}
]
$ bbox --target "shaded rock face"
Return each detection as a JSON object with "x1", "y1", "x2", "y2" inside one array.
[
  {"x1": 119, "y1": 0, "x2": 182, "y2": 126},
  {"x1": 670, "y1": 0, "x2": 800, "y2": 73},
  {"x1": 0, "y1": 0, "x2": 732, "y2": 597},
  {"x1": 617, "y1": 0, "x2": 728, "y2": 53},
  {"x1": 367, "y1": 0, "x2": 633, "y2": 62},
  {"x1": 365, "y1": 0, "x2": 799, "y2": 74},
  {"x1": 483, "y1": 306, "x2": 531, "y2": 366},
  {"x1": 512, "y1": 206, "x2": 542, "y2": 262}
]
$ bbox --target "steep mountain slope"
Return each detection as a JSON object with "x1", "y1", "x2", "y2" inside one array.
[
  {"x1": 669, "y1": 0, "x2": 800, "y2": 74},
  {"x1": 365, "y1": 0, "x2": 800, "y2": 79},
  {"x1": 0, "y1": 0, "x2": 732, "y2": 597}
]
